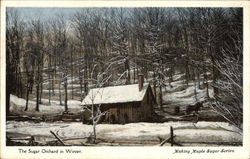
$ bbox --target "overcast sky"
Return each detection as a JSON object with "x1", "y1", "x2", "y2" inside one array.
[{"x1": 7, "y1": 7, "x2": 83, "y2": 20}]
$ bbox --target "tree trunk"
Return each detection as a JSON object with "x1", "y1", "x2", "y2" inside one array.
[
  {"x1": 18, "y1": 66, "x2": 23, "y2": 98},
  {"x1": 49, "y1": 80, "x2": 51, "y2": 105},
  {"x1": 59, "y1": 77, "x2": 62, "y2": 105},
  {"x1": 84, "y1": 62, "x2": 88, "y2": 97},
  {"x1": 159, "y1": 86, "x2": 163, "y2": 109},
  {"x1": 39, "y1": 57, "x2": 44, "y2": 104},
  {"x1": 92, "y1": 123, "x2": 96, "y2": 144},
  {"x1": 183, "y1": 26, "x2": 190, "y2": 86},
  {"x1": 35, "y1": 65, "x2": 40, "y2": 111},
  {"x1": 71, "y1": 46, "x2": 74, "y2": 99},
  {"x1": 6, "y1": 87, "x2": 10, "y2": 116},
  {"x1": 58, "y1": 72, "x2": 62, "y2": 105},
  {"x1": 153, "y1": 71, "x2": 157, "y2": 98},
  {"x1": 209, "y1": 45, "x2": 218, "y2": 96},
  {"x1": 133, "y1": 64, "x2": 136, "y2": 84},
  {"x1": 15, "y1": 68, "x2": 19, "y2": 97},
  {"x1": 83, "y1": 78, "x2": 87, "y2": 96},
  {"x1": 84, "y1": 82, "x2": 88, "y2": 96},
  {"x1": 39, "y1": 73, "x2": 43, "y2": 104},
  {"x1": 185, "y1": 61, "x2": 190, "y2": 86},
  {"x1": 25, "y1": 76, "x2": 29, "y2": 111},
  {"x1": 52, "y1": 57, "x2": 57, "y2": 95},
  {"x1": 79, "y1": 70, "x2": 83, "y2": 102},
  {"x1": 125, "y1": 58, "x2": 130, "y2": 84},
  {"x1": 194, "y1": 69, "x2": 198, "y2": 101},
  {"x1": 197, "y1": 69, "x2": 201, "y2": 89},
  {"x1": 30, "y1": 70, "x2": 34, "y2": 94},
  {"x1": 92, "y1": 103, "x2": 96, "y2": 144},
  {"x1": 204, "y1": 72, "x2": 209, "y2": 98},
  {"x1": 48, "y1": 55, "x2": 51, "y2": 105},
  {"x1": 64, "y1": 78, "x2": 68, "y2": 111}
]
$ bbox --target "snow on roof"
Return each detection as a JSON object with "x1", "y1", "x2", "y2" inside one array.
[{"x1": 81, "y1": 83, "x2": 149, "y2": 105}]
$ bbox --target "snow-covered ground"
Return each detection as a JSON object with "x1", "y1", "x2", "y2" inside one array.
[
  {"x1": 6, "y1": 121, "x2": 242, "y2": 143},
  {"x1": 7, "y1": 70, "x2": 243, "y2": 146},
  {"x1": 42, "y1": 89, "x2": 82, "y2": 95},
  {"x1": 163, "y1": 73, "x2": 214, "y2": 107},
  {"x1": 10, "y1": 94, "x2": 82, "y2": 116},
  {"x1": 10, "y1": 71, "x2": 214, "y2": 117}
]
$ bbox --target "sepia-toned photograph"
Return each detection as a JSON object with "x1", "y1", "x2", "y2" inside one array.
[
  {"x1": 1, "y1": 1, "x2": 250, "y2": 158},
  {"x1": 5, "y1": 6, "x2": 244, "y2": 147}
]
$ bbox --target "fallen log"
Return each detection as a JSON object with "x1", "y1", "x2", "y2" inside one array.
[
  {"x1": 161, "y1": 114, "x2": 199, "y2": 122},
  {"x1": 9, "y1": 137, "x2": 33, "y2": 141},
  {"x1": 61, "y1": 137, "x2": 89, "y2": 141},
  {"x1": 7, "y1": 136, "x2": 38, "y2": 146},
  {"x1": 50, "y1": 130, "x2": 66, "y2": 146},
  {"x1": 7, "y1": 115, "x2": 38, "y2": 121},
  {"x1": 159, "y1": 136, "x2": 171, "y2": 146}
]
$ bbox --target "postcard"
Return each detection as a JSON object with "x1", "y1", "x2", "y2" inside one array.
[{"x1": 1, "y1": 1, "x2": 249, "y2": 159}]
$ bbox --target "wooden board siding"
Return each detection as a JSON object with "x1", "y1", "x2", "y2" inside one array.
[
  {"x1": 140, "y1": 86, "x2": 155, "y2": 121},
  {"x1": 116, "y1": 103, "x2": 140, "y2": 123},
  {"x1": 93, "y1": 85, "x2": 156, "y2": 123},
  {"x1": 110, "y1": 86, "x2": 155, "y2": 123}
]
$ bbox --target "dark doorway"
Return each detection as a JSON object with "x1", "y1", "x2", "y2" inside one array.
[
  {"x1": 124, "y1": 113, "x2": 128, "y2": 124},
  {"x1": 110, "y1": 114, "x2": 116, "y2": 124}
]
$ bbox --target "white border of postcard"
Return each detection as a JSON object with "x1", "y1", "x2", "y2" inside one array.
[{"x1": 0, "y1": 1, "x2": 250, "y2": 159}]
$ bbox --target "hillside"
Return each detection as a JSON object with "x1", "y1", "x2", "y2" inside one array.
[{"x1": 10, "y1": 69, "x2": 222, "y2": 122}]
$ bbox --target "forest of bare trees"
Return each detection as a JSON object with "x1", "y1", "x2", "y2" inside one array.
[{"x1": 6, "y1": 7, "x2": 243, "y2": 128}]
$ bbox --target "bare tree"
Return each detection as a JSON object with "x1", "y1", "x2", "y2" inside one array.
[
  {"x1": 110, "y1": 8, "x2": 131, "y2": 84},
  {"x1": 141, "y1": 8, "x2": 167, "y2": 108},
  {"x1": 51, "y1": 13, "x2": 70, "y2": 111},
  {"x1": 6, "y1": 9, "x2": 25, "y2": 114},
  {"x1": 212, "y1": 22, "x2": 243, "y2": 130},
  {"x1": 81, "y1": 65, "x2": 111, "y2": 143},
  {"x1": 22, "y1": 48, "x2": 35, "y2": 111},
  {"x1": 6, "y1": 8, "x2": 243, "y2": 134}
]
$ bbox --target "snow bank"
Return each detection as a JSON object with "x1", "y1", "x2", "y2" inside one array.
[
  {"x1": 10, "y1": 95, "x2": 82, "y2": 116},
  {"x1": 6, "y1": 121, "x2": 242, "y2": 143},
  {"x1": 38, "y1": 98, "x2": 81, "y2": 106},
  {"x1": 67, "y1": 77, "x2": 79, "y2": 83},
  {"x1": 163, "y1": 73, "x2": 214, "y2": 106},
  {"x1": 42, "y1": 90, "x2": 82, "y2": 95}
]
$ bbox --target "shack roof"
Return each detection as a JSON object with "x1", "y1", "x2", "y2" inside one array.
[{"x1": 81, "y1": 83, "x2": 149, "y2": 105}]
